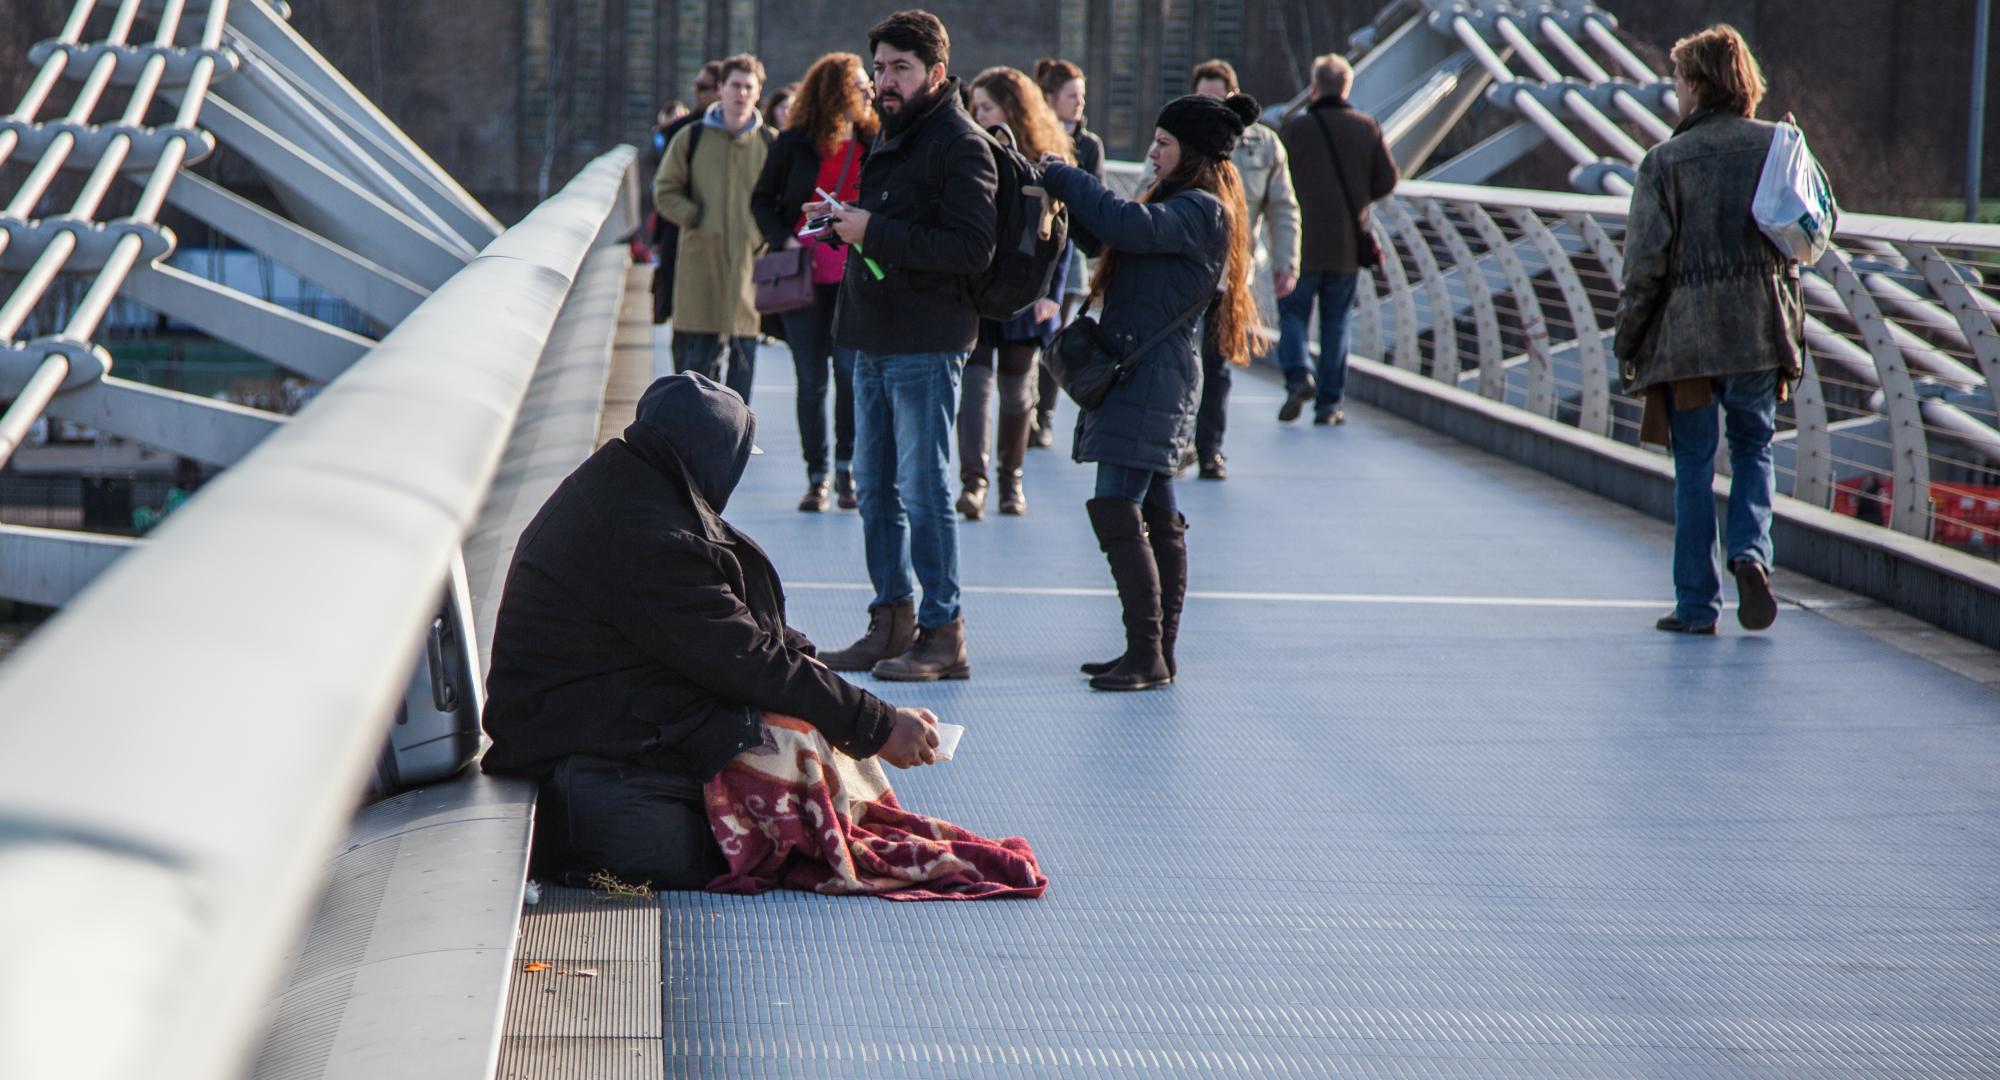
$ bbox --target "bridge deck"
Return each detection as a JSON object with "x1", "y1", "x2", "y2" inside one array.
[{"x1": 524, "y1": 339, "x2": 2000, "y2": 1078}]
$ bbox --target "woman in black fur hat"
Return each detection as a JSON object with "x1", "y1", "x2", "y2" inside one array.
[{"x1": 1037, "y1": 93, "x2": 1267, "y2": 691}]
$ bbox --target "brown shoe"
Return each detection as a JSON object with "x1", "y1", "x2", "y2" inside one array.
[
  {"x1": 817, "y1": 601, "x2": 917, "y2": 672},
  {"x1": 872, "y1": 618, "x2": 970, "y2": 681},
  {"x1": 956, "y1": 482, "x2": 987, "y2": 520},
  {"x1": 798, "y1": 478, "x2": 830, "y2": 513}
]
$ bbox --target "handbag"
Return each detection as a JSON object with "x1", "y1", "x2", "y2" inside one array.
[
  {"x1": 1309, "y1": 108, "x2": 1382, "y2": 270},
  {"x1": 1047, "y1": 262, "x2": 1222, "y2": 411},
  {"x1": 753, "y1": 142, "x2": 860, "y2": 315}
]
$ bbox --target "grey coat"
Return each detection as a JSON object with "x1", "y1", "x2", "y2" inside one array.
[
  {"x1": 1614, "y1": 110, "x2": 1806, "y2": 393},
  {"x1": 1042, "y1": 162, "x2": 1227, "y2": 473}
]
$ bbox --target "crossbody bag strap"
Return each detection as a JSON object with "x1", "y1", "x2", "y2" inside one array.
[
  {"x1": 1309, "y1": 108, "x2": 1370, "y2": 253},
  {"x1": 1119, "y1": 260, "x2": 1226, "y2": 367}
]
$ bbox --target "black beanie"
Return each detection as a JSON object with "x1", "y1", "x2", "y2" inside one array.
[{"x1": 1155, "y1": 93, "x2": 1260, "y2": 161}]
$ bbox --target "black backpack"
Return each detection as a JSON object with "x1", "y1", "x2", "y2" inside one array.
[{"x1": 925, "y1": 125, "x2": 1069, "y2": 322}]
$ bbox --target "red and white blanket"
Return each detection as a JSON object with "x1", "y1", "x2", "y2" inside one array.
[{"x1": 703, "y1": 714, "x2": 1047, "y2": 900}]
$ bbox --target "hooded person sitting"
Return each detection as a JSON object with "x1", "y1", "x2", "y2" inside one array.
[{"x1": 481, "y1": 372, "x2": 941, "y2": 890}]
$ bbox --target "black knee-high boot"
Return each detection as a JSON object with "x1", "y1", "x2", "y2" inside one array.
[
  {"x1": 1083, "y1": 498, "x2": 1172, "y2": 691},
  {"x1": 1142, "y1": 503, "x2": 1187, "y2": 678}
]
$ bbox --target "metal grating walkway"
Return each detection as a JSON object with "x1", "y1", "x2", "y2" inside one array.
[{"x1": 652, "y1": 341, "x2": 2000, "y2": 1077}]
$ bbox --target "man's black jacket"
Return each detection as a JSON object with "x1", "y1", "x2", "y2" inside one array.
[
  {"x1": 481, "y1": 388, "x2": 893, "y2": 783},
  {"x1": 832, "y1": 77, "x2": 998, "y2": 356}
]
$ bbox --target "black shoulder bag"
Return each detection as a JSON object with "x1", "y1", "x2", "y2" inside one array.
[
  {"x1": 1047, "y1": 261, "x2": 1222, "y2": 411},
  {"x1": 1309, "y1": 108, "x2": 1382, "y2": 270}
]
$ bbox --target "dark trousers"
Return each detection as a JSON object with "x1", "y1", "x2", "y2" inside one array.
[
  {"x1": 780, "y1": 285, "x2": 856, "y2": 479},
  {"x1": 1195, "y1": 329, "x2": 1231, "y2": 459},
  {"x1": 673, "y1": 331, "x2": 757, "y2": 404},
  {"x1": 532, "y1": 755, "x2": 724, "y2": 890}
]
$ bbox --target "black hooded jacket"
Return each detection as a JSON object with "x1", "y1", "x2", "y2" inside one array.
[{"x1": 481, "y1": 375, "x2": 894, "y2": 782}]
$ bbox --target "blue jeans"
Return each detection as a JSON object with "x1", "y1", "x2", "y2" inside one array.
[
  {"x1": 1094, "y1": 464, "x2": 1178, "y2": 517},
  {"x1": 853, "y1": 351, "x2": 966, "y2": 628},
  {"x1": 1275, "y1": 270, "x2": 1360, "y2": 416},
  {"x1": 1667, "y1": 370, "x2": 1778, "y2": 627},
  {"x1": 673, "y1": 332, "x2": 757, "y2": 404},
  {"x1": 780, "y1": 286, "x2": 855, "y2": 479}
]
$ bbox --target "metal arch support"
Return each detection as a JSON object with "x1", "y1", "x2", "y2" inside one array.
[
  {"x1": 1423, "y1": 200, "x2": 1504, "y2": 399},
  {"x1": 0, "y1": 525, "x2": 138, "y2": 608},
  {"x1": 118, "y1": 263, "x2": 374, "y2": 382},
  {"x1": 1375, "y1": 218, "x2": 1423, "y2": 373},
  {"x1": 1898, "y1": 243, "x2": 2000, "y2": 398},
  {"x1": 1380, "y1": 199, "x2": 1459, "y2": 384},
  {"x1": 161, "y1": 170, "x2": 428, "y2": 326},
  {"x1": 1816, "y1": 249, "x2": 1932, "y2": 537},
  {"x1": 48, "y1": 377, "x2": 283, "y2": 468},
  {"x1": 1507, "y1": 206, "x2": 1610, "y2": 435},
  {"x1": 1354, "y1": 268, "x2": 1384, "y2": 361},
  {"x1": 1457, "y1": 201, "x2": 1558, "y2": 418},
  {"x1": 1790, "y1": 344, "x2": 1835, "y2": 508},
  {"x1": 1563, "y1": 212, "x2": 1625, "y2": 283}
]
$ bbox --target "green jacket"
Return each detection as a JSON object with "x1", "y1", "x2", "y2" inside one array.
[
  {"x1": 654, "y1": 108, "x2": 772, "y2": 337},
  {"x1": 1615, "y1": 110, "x2": 1806, "y2": 393}
]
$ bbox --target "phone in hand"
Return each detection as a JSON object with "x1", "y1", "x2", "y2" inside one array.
[{"x1": 797, "y1": 214, "x2": 837, "y2": 239}]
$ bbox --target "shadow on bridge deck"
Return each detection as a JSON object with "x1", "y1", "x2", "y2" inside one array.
[{"x1": 525, "y1": 336, "x2": 2000, "y2": 1077}]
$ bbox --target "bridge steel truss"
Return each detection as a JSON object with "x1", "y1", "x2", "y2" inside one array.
[{"x1": 0, "y1": 3, "x2": 641, "y2": 1080}]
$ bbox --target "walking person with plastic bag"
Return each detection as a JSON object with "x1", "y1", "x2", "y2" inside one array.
[
  {"x1": 1615, "y1": 24, "x2": 1832, "y2": 636},
  {"x1": 1038, "y1": 93, "x2": 1265, "y2": 690}
]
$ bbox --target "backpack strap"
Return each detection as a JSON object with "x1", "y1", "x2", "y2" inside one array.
[{"x1": 1309, "y1": 108, "x2": 1373, "y2": 260}]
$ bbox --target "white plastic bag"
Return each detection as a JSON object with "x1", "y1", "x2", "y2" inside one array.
[{"x1": 1753, "y1": 119, "x2": 1837, "y2": 263}]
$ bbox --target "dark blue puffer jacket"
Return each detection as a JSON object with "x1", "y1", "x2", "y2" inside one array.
[{"x1": 1041, "y1": 163, "x2": 1226, "y2": 473}]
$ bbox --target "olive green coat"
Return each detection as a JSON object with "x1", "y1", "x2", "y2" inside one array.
[
  {"x1": 1614, "y1": 110, "x2": 1806, "y2": 393},
  {"x1": 653, "y1": 110, "x2": 771, "y2": 337}
]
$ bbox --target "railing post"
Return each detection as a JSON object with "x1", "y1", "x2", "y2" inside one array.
[
  {"x1": 1424, "y1": 200, "x2": 1505, "y2": 398},
  {"x1": 1458, "y1": 201, "x2": 1558, "y2": 418},
  {"x1": 1508, "y1": 207, "x2": 1611, "y2": 435},
  {"x1": 1790, "y1": 344, "x2": 1834, "y2": 508},
  {"x1": 1817, "y1": 249, "x2": 1933, "y2": 537},
  {"x1": 1381, "y1": 199, "x2": 1459, "y2": 384},
  {"x1": 1374, "y1": 218, "x2": 1423, "y2": 373}
]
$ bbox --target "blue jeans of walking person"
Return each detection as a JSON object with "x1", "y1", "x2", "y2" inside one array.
[
  {"x1": 1275, "y1": 271, "x2": 1360, "y2": 419},
  {"x1": 852, "y1": 351, "x2": 965, "y2": 628},
  {"x1": 1667, "y1": 369, "x2": 1778, "y2": 628}
]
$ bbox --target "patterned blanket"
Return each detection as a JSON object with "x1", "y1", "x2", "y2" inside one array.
[{"x1": 703, "y1": 714, "x2": 1047, "y2": 900}]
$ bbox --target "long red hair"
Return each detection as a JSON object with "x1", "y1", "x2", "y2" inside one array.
[
  {"x1": 787, "y1": 52, "x2": 878, "y2": 149},
  {"x1": 1090, "y1": 154, "x2": 1265, "y2": 366}
]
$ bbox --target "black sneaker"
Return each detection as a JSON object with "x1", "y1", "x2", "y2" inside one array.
[
  {"x1": 1277, "y1": 384, "x2": 1314, "y2": 423},
  {"x1": 1312, "y1": 408, "x2": 1346, "y2": 427},
  {"x1": 1198, "y1": 454, "x2": 1227, "y2": 480}
]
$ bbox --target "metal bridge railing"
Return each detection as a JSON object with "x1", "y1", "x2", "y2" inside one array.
[
  {"x1": 0, "y1": 145, "x2": 638, "y2": 1080},
  {"x1": 1362, "y1": 180, "x2": 2000, "y2": 555}
]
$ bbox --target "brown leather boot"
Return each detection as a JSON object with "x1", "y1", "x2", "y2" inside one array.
[
  {"x1": 817, "y1": 601, "x2": 916, "y2": 672},
  {"x1": 996, "y1": 412, "x2": 1031, "y2": 516},
  {"x1": 871, "y1": 618, "x2": 970, "y2": 681}
]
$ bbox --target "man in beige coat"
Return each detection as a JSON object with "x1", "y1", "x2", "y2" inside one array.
[
  {"x1": 655, "y1": 54, "x2": 772, "y2": 403},
  {"x1": 1188, "y1": 60, "x2": 1299, "y2": 479}
]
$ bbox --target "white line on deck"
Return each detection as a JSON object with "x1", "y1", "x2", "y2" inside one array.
[{"x1": 785, "y1": 581, "x2": 1734, "y2": 610}]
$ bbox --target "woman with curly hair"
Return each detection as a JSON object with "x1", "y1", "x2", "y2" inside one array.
[
  {"x1": 1038, "y1": 94, "x2": 1266, "y2": 690},
  {"x1": 751, "y1": 54, "x2": 878, "y2": 511},
  {"x1": 953, "y1": 66, "x2": 1074, "y2": 519}
]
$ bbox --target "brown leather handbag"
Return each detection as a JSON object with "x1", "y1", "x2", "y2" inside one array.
[{"x1": 753, "y1": 247, "x2": 815, "y2": 314}]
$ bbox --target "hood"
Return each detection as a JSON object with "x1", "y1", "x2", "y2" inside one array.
[
  {"x1": 624, "y1": 372, "x2": 756, "y2": 516},
  {"x1": 702, "y1": 101, "x2": 766, "y2": 138}
]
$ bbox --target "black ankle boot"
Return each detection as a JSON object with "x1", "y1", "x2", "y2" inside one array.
[{"x1": 1083, "y1": 498, "x2": 1171, "y2": 691}]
